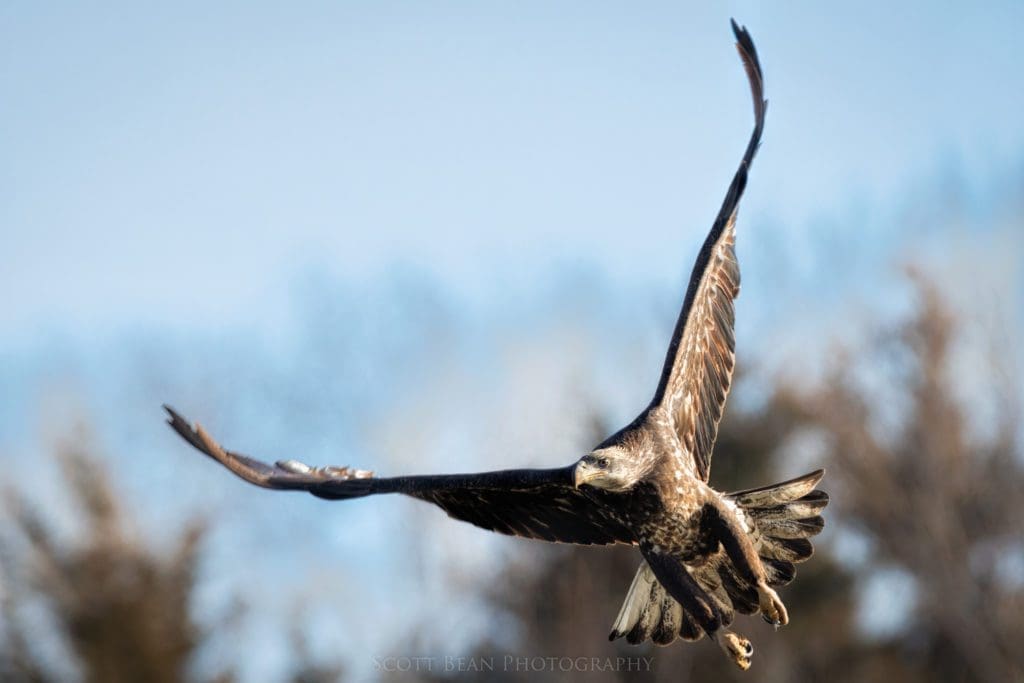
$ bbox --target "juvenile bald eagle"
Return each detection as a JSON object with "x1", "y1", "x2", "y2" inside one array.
[{"x1": 164, "y1": 20, "x2": 827, "y2": 670}]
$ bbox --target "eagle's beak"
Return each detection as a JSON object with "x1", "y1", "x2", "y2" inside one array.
[{"x1": 574, "y1": 462, "x2": 598, "y2": 489}]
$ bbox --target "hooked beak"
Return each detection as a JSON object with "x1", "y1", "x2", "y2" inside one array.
[{"x1": 573, "y1": 462, "x2": 599, "y2": 489}]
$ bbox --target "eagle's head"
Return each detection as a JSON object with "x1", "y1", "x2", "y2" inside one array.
[{"x1": 573, "y1": 447, "x2": 641, "y2": 492}]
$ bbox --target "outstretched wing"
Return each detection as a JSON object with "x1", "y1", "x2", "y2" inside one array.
[
  {"x1": 164, "y1": 406, "x2": 636, "y2": 546},
  {"x1": 649, "y1": 20, "x2": 766, "y2": 482}
]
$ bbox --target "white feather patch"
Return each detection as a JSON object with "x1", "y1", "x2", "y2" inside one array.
[{"x1": 611, "y1": 561, "x2": 657, "y2": 635}]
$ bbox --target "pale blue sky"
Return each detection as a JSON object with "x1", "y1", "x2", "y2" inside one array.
[{"x1": 2, "y1": 1, "x2": 1022, "y2": 342}]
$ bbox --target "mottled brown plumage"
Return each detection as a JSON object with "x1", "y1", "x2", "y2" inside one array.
[{"x1": 163, "y1": 20, "x2": 827, "y2": 670}]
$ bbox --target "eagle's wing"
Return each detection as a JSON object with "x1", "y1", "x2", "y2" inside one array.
[
  {"x1": 164, "y1": 406, "x2": 636, "y2": 546},
  {"x1": 648, "y1": 20, "x2": 766, "y2": 482}
]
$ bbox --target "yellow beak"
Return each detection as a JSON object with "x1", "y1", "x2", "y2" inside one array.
[{"x1": 574, "y1": 462, "x2": 598, "y2": 489}]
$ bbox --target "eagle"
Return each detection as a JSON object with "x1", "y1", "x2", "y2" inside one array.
[{"x1": 164, "y1": 20, "x2": 827, "y2": 670}]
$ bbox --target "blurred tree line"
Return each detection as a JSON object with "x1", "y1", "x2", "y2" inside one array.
[
  {"x1": 1, "y1": 273, "x2": 1021, "y2": 682},
  {"x1": 0, "y1": 446, "x2": 343, "y2": 683}
]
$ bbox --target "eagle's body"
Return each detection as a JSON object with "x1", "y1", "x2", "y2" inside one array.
[
  {"x1": 596, "y1": 412, "x2": 716, "y2": 558},
  {"x1": 163, "y1": 21, "x2": 827, "y2": 670}
]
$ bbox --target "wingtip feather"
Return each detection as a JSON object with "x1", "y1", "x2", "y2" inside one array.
[
  {"x1": 730, "y1": 17, "x2": 742, "y2": 38},
  {"x1": 163, "y1": 404, "x2": 191, "y2": 431}
]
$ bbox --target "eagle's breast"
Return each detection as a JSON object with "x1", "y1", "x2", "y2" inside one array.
[{"x1": 632, "y1": 460, "x2": 718, "y2": 560}]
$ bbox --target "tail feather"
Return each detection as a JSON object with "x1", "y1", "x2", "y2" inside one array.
[
  {"x1": 693, "y1": 563, "x2": 735, "y2": 626},
  {"x1": 611, "y1": 561, "x2": 712, "y2": 645},
  {"x1": 726, "y1": 471, "x2": 827, "y2": 576},
  {"x1": 652, "y1": 597, "x2": 682, "y2": 644},
  {"x1": 729, "y1": 469, "x2": 825, "y2": 508},
  {"x1": 679, "y1": 610, "x2": 703, "y2": 641},
  {"x1": 762, "y1": 557, "x2": 796, "y2": 586},
  {"x1": 752, "y1": 493, "x2": 829, "y2": 524},
  {"x1": 719, "y1": 563, "x2": 759, "y2": 614},
  {"x1": 635, "y1": 589, "x2": 663, "y2": 640},
  {"x1": 610, "y1": 562, "x2": 657, "y2": 641},
  {"x1": 756, "y1": 536, "x2": 814, "y2": 563},
  {"x1": 757, "y1": 515, "x2": 825, "y2": 539}
]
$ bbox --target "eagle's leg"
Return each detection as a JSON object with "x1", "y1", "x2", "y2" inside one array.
[
  {"x1": 642, "y1": 548, "x2": 753, "y2": 670},
  {"x1": 703, "y1": 502, "x2": 788, "y2": 627}
]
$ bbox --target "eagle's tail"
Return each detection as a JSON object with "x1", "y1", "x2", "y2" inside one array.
[
  {"x1": 724, "y1": 469, "x2": 828, "y2": 590},
  {"x1": 608, "y1": 470, "x2": 828, "y2": 645}
]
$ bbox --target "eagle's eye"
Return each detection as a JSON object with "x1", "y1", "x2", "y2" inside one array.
[{"x1": 597, "y1": 457, "x2": 610, "y2": 469}]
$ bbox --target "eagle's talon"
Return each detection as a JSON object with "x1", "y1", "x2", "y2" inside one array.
[
  {"x1": 716, "y1": 630, "x2": 753, "y2": 670},
  {"x1": 757, "y1": 582, "x2": 789, "y2": 627}
]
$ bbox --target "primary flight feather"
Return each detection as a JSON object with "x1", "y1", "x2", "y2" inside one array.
[{"x1": 164, "y1": 20, "x2": 827, "y2": 670}]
